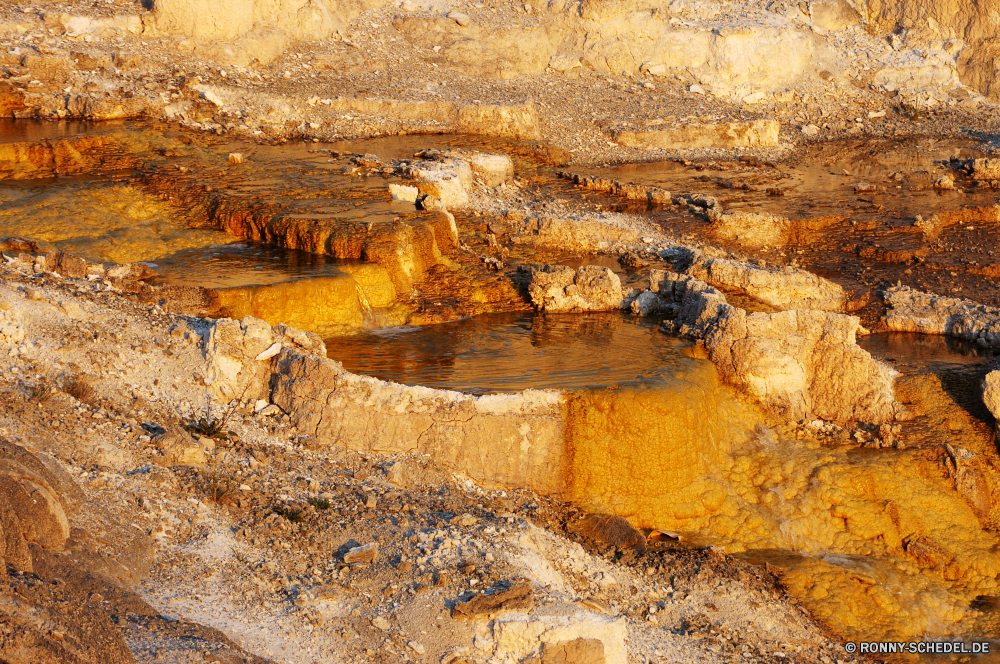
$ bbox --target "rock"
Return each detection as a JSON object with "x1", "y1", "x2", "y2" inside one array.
[
  {"x1": 447, "y1": 151, "x2": 514, "y2": 187},
  {"x1": 372, "y1": 616, "x2": 391, "y2": 631},
  {"x1": 972, "y1": 158, "x2": 1000, "y2": 181},
  {"x1": 933, "y1": 175, "x2": 955, "y2": 189},
  {"x1": 492, "y1": 611, "x2": 627, "y2": 664},
  {"x1": 686, "y1": 255, "x2": 848, "y2": 311},
  {"x1": 401, "y1": 159, "x2": 472, "y2": 209},
  {"x1": 457, "y1": 102, "x2": 541, "y2": 140},
  {"x1": 254, "y1": 342, "x2": 282, "y2": 361},
  {"x1": 656, "y1": 271, "x2": 900, "y2": 424},
  {"x1": 452, "y1": 579, "x2": 534, "y2": 617},
  {"x1": 629, "y1": 290, "x2": 670, "y2": 316},
  {"x1": 527, "y1": 265, "x2": 624, "y2": 312},
  {"x1": 883, "y1": 286, "x2": 1000, "y2": 346},
  {"x1": 543, "y1": 638, "x2": 606, "y2": 664},
  {"x1": 152, "y1": 426, "x2": 210, "y2": 466},
  {"x1": 706, "y1": 209, "x2": 790, "y2": 248},
  {"x1": 0, "y1": 441, "x2": 71, "y2": 553},
  {"x1": 408, "y1": 640, "x2": 427, "y2": 654},
  {"x1": 613, "y1": 120, "x2": 779, "y2": 150},
  {"x1": 549, "y1": 54, "x2": 582, "y2": 72},
  {"x1": 146, "y1": 0, "x2": 358, "y2": 66},
  {"x1": 809, "y1": 0, "x2": 861, "y2": 31},
  {"x1": 228, "y1": 152, "x2": 245, "y2": 164},
  {"x1": 944, "y1": 445, "x2": 993, "y2": 522},
  {"x1": 0, "y1": 304, "x2": 24, "y2": 345},
  {"x1": 447, "y1": 11, "x2": 471, "y2": 26},
  {"x1": 449, "y1": 513, "x2": 478, "y2": 527},
  {"x1": 389, "y1": 183, "x2": 419, "y2": 202},
  {"x1": 343, "y1": 542, "x2": 379, "y2": 564},
  {"x1": 44, "y1": 251, "x2": 88, "y2": 279},
  {"x1": 983, "y1": 370, "x2": 1000, "y2": 421},
  {"x1": 568, "y1": 514, "x2": 646, "y2": 551}
]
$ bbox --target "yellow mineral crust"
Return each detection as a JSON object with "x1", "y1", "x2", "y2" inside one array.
[
  {"x1": 217, "y1": 264, "x2": 409, "y2": 336},
  {"x1": 562, "y1": 368, "x2": 1000, "y2": 646},
  {"x1": 0, "y1": 183, "x2": 230, "y2": 264}
]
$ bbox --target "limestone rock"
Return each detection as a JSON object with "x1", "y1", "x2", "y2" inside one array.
[
  {"x1": 614, "y1": 120, "x2": 780, "y2": 150},
  {"x1": 983, "y1": 370, "x2": 1000, "y2": 421},
  {"x1": 0, "y1": 443, "x2": 71, "y2": 553},
  {"x1": 0, "y1": 302, "x2": 24, "y2": 346},
  {"x1": 447, "y1": 151, "x2": 514, "y2": 186},
  {"x1": 343, "y1": 542, "x2": 379, "y2": 564},
  {"x1": 944, "y1": 445, "x2": 993, "y2": 522},
  {"x1": 527, "y1": 265, "x2": 624, "y2": 312},
  {"x1": 656, "y1": 271, "x2": 900, "y2": 424},
  {"x1": 401, "y1": 158, "x2": 472, "y2": 209},
  {"x1": 629, "y1": 289, "x2": 671, "y2": 316},
  {"x1": 146, "y1": 0, "x2": 374, "y2": 66},
  {"x1": 809, "y1": 0, "x2": 861, "y2": 31},
  {"x1": 686, "y1": 254, "x2": 847, "y2": 311},
  {"x1": 43, "y1": 251, "x2": 88, "y2": 279},
  {"x1": 389, "y1": 183, "x2": 419, "y2": 202},
  {"x1": 707, "y1": 209, "x2": 791, "y2": 248},
  {"x1": 457, "y1": 102, "x2": 541, "y2": 139},
  {"x1": 453, "y1": 579, "x2": 534, "y2": 617},
  {"x1": 972, "y1": 158, "x2": 1000, "y2": 181},
  {"x1": 152, "y1": 426, "x2": 211, "y2": 466},
  {"x1": 883, "y1": 286, "x2": 1000, "y2": 346},
  {"x1": 568, "y1": 514, "x2": 646, "y2": 551},
  {"x1": 492, "y1": 611, "x2": 627, "y2": 664}
]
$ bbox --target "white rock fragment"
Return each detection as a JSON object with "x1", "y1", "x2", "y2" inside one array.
[
  {"x1": 254, "y1": 342, "x2": 282, "y2": 361},
  {"x1": 388, "y1": 183, "x2": 420, "y2": 202}
]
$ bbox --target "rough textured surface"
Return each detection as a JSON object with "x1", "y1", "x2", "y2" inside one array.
[
  {"x1": 614, "y1": 121, "x2": 780, "y2": 150},
  {"x1": 983, "y1": 370, "x2": 1000, "y2": 421},
  {"x1": 883, "y1": 285, "x2": 1000, "y2": 346},
  {"x1": 686, "y1": 253, "x2": 848, "y2": 312},
  {"x1": 655, "y1": 270, "x2": 900, "y2": 424},
  {"x1": 527, "y1": 265, "x2": 625, "y2": 313},
  {"x1": 707, "y1": 209, "x2": 791, "y2": 249}
]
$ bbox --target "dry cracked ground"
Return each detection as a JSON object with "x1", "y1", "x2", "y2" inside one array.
[{"x1": 3, "y1": 0, "x2": 1000, "y2": 663}]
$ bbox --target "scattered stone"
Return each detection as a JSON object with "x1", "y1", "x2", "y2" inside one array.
[
  {"x1": 152, "y1": 426, "x2": 211, "y2": 466},
  {"x1": 344, "y1": 542, "x2": 379, "y2": 564}
]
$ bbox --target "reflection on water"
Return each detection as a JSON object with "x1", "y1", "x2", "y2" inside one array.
[
  {"x1": 149, "y1": 242, "x2": 350, "y2": 289},
  {"x1": 0, "y1": 180, "x2": 230, "y2": 264},
  {"x1": 0, "y1": 119, "x2": 101, "y2": 143},
  {"x1": 326, "y1": 312, "x2": 694, "y2": 393},
  {"x1": 859, "y1": 332, "x2": 1000, "y2": 373}
]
